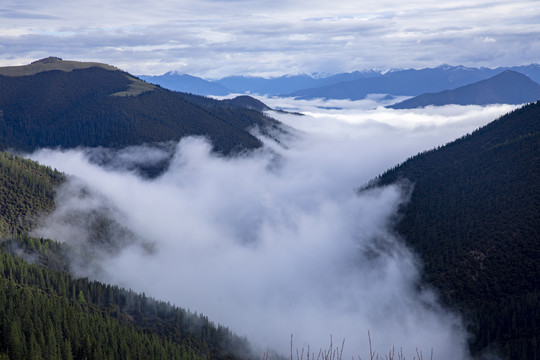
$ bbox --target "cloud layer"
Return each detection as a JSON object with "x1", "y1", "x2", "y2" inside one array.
[
  {"x1": 1, "y1": 1, "x2": 539, "y2": 77},
  {"x1": 29, "y1": 102, "x2": 516, "y2": 358}
]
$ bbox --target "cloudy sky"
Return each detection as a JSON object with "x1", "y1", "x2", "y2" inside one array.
[{"x1": 1, "y1": 0, "x2": 539, "y2": 77}]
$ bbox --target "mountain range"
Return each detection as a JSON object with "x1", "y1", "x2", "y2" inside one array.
[
  {"x1": 289, "y1": 64, "x2": 540, "y2": 100},
  {"x1": 215, "y1": 70, "x2": 383, "y2": 95},
  {"x1": 139, "y1": 64, "x2": 540, "y2": 103},
  {"x1": 140, "y1": 69, "x2": 383, "y2": 96}
]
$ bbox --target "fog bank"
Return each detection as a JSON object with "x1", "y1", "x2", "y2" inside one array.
[{"x1": 30, "y1": 101, "x2": 516, "y2": 358}]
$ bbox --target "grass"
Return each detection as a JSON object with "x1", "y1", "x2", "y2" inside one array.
[
  {"x1": 110, "y1": 77, "x2": 156, "y2": 96},
  {"x1": 0, "y1": 57, "x2": 120, "y2": 76},
  {"x1": 263, "y1": 332, "x2": 434, "y2": 360}
]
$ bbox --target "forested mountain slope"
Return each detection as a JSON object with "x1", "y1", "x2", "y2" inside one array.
[
  {"x1": 0, "y1": 153, "x2": 251, "y2": 359},
  {"x1": 367, "y1": 101, "x2": 540, "y2": 359},
  {"x1": 0, "y1": 152, "x2": 63, "y2": 237},
  {"x1": 0, "y1": 57, "x2": 281, "y2": 154}
]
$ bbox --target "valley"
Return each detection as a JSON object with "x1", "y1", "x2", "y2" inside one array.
[{"x1": 0, "y1": 58, "x2": 538, "y2": 360}]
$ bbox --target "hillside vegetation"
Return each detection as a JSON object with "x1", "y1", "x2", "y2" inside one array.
[
  {"x1": 0, "y1": 153, "x2": 251, "y2": 359},
  {"x1": 368, "y1": 101, "x2": 540, "y2": 359},
  {"x1": 0, "y1": 152, "x2": 63, "y2": 237}
]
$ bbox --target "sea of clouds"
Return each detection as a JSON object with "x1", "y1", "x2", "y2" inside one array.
[{"x1": 30, "y1": 98, "x2": 516, "y2": 359}]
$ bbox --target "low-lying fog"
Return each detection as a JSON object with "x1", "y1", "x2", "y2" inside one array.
[{"x1": 30, "y1": 98, "x2": 517, "y2": 359}]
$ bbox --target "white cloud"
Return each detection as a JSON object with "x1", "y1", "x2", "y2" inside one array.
[
  {"x1": 29, "y1": 100, "x2": 516, "y2": 358},
  {"x1": 1, "y1": 0, "x2": 539, "y2": 76}
]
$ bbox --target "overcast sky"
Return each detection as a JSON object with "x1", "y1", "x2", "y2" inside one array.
[{"x1": 2, "y1": 1, "x2": 539, "y2": 78}]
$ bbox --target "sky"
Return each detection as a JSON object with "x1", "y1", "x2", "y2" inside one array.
[
  {"x1": 1, "y1": 0, "x2": 540, "y2": 78},
  {"x1": 30, "y1": 101, "x2": 517, "y2": 359}
]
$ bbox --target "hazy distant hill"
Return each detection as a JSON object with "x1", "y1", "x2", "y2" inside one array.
[
  {"x1": 139, "y1": 72, "x2": 232, "y2": 96},
  {"x1": 367, "y1": 101, "x2": 540, "y2": 359},
  {"x1": 289, "y1": 64, "x2": 540, "y2": 100},
  {"x1": 289, "y1": 65, "x2": 498, "y2": 100},
  {"x1": 0, "y1": 57, "x2": 280, "y2": 154},
  {"x1": 389, "y1": 70, "x2": 540, "y2": 108},
  {"x1": 140, "y1": 70, "x2": 383, "y2": 96},
  {"x1": 215, "y1": 70, "x2": 383, "y2": 96},
  {"x1": 221, "y1": 95, "x2": 271, "y2": 111}
]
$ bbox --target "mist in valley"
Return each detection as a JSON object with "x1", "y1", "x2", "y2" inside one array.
[{"x1": 30, "y1": 100, "x2": 517, "y2": 359}]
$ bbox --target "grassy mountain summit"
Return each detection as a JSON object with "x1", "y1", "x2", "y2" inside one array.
[
  {"x1": 0, "y1": 56, "x2": 155, "y2": 97},
  {"x1": 367, "y1": 101, "x2": 540, "y2": 359},
  {"x1": 0, "y1": 57, "x2": 281, "y2": 154},
  {"x1": 0, "y1": 57, "x2": 121, "y2": 76}
]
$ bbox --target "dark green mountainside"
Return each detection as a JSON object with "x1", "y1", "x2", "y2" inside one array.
[
  {"x1": 0, "y1": 57, "x2": 281, "y2": 154},
  {"x1": 0, "y1": 152, "x2": 63, "y2": 237},
  {"x1": 0, "y1": 154, "x2": 251, "y2": 359},
  {"x1": 367, "y1": 101, "x2": 540, "y2": 359}
]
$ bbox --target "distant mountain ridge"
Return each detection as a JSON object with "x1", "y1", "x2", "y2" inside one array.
[
  {"x1": 0, "y1": 57, "x2": 281, "y2": 155},
  {"x1": 214, "y1": 70, "x2": 383, "y2": 95},
  {"x1": 388, "y1": 70, "x2": 540, "y2": 108},
  {"x1": 139, "y1": 64, "x2": 540, "y2": 100},
  {"x1": 290, "y1": 64, "x2": 540, "y2": 100},
  {"x1": 139, "y1": 70, "x2": 384, "y2": 96}
]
